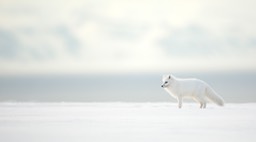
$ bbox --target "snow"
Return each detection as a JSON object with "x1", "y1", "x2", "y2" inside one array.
[{"x1": 0, "y1": 103, "x2": 255, "y2": 142}]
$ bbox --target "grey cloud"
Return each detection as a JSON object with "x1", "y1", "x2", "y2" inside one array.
[
  {"x1": 248, "y1": 38, "x2": 256, "y2": 48},
  {"x1": 0, "y1": 29, "x2": 55, "y2": 61},
  {"x1": 158, "y1": 26, "x2": 220, "y2": 57},
  {"x1": 0, "y1": 24, "x2": 85, "y2": 61},
  {"x1": 54, "y1": 26, "x2": 82, "y2": 55},
  {"x1": 28, "y1": 45, "x2": 55, "y2": 61},
  {"x1": 157, "y1": 25, "x2": 256, "y2": 57},
  {"x1": 0, "y1": 30, "x2": 21, "y2": 59}
]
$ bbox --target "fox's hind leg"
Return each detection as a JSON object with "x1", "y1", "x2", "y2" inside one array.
[
  {"x1": 193, "y1": 97, "x2": 206, "y2": 109},
  {"x1": 202, "y1": 102, "x2": 206, "y2": 108},
  {"x1": 200, "y1": 102, "x2": 206, "y2": 109}
]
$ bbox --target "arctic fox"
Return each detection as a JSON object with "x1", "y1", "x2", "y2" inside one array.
[{"x1": 161, "y1": 74, "x2": 224, "y2": 108}]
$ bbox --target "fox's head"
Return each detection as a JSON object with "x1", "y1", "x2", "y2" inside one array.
[{"x1": 161, "y1": 74, "x2": 173, "y2": 88}]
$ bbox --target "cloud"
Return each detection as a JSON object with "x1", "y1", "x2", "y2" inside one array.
[
  {"x1": 54, "y1": 25, "x2": 82, "y2": 55},
  {"x1": 0, "y1": 29, "x2": 20, "y2": 59},
  {"x1": 158, "y1": 26, "x2": 220, "y2": 57},
  {"x1": 0, "y1": 0, "x2": 256, "y2": 75}
]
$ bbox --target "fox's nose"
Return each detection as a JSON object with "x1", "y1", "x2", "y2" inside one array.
[{"x1": 161, "y1": 85, "x2": 164, "y2": 88}]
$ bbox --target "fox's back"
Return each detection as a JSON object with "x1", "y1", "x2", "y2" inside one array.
[
  {"x1": 178, "y1": 78, "x2": 205, "y2": 86},
  {"x1": 175, "y1": 78, "x2": 207, "y2": 95}
]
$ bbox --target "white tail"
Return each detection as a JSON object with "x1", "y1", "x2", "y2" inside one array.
[{"x1": 205, "y1": 86, "x2": 224, "y2": 106}]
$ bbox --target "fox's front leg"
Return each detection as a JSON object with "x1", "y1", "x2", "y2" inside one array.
[{"x1": 177, "y1": 96, "x2": 183, "y2": 108}]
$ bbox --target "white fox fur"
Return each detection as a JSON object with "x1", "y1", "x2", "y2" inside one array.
[{"x1": 161, "y1": 74, "x2": 224, "y2": 108}]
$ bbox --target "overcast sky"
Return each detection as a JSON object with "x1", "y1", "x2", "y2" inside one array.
[{"x1": 0, "y1": 0, "x2": 256, "y2": 75}]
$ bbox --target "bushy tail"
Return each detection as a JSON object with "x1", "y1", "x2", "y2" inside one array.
[{"x1": 205, "y1": 86, "x2": 224, "y2": 106}]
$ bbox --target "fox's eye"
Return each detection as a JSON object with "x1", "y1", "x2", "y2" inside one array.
[{"x1": 165, "y1": 81, "x2": 168, "y2": 84}]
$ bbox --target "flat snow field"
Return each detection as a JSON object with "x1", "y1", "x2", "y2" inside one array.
[{"x1": 0, "y1": 103, "x2": 256, "y2": 142}]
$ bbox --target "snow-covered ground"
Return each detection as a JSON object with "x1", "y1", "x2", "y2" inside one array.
[{"x1": 0, "y1": 103, "x2": 255, "y2": 142}]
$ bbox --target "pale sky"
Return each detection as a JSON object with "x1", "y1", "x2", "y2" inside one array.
[{"x1": 0, "y1": 0, "x2": 256, "y2": 75}]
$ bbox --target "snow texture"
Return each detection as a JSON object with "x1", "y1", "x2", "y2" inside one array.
[{"x1": 0, "y1": 103, "x2": 255, "y2": 142}]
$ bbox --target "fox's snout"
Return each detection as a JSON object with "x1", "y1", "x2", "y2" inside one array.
[{"x1": 161, "y1": 85, "x2": 164, "y2": 88}]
